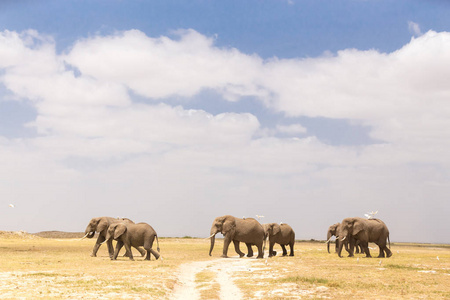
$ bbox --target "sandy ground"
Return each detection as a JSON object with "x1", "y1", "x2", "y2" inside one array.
[{"x1": 172, "y1": 257, "x2": 251, "y2": 300}]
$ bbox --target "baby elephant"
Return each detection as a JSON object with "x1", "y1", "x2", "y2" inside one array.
[
  {"x1": 263, "y1": 223, "x2": 295, "y2": 257},
  {"x1": 105, "y1": 222, "x2": 160, "y2": 261}
]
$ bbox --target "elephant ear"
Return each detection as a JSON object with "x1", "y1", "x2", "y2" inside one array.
[
  {"x1": 263, "y1": 224, "x2": 270, "y2": 236},
  {"x1": 97, "y1": 218, "x2": 109, "y2": 233},
  {"x1": 352, "y1": 220, "x2": 364, "y2": 236},
  {"x1": 272, "y1": 223, "x2": 281, "y2": 235},
  {"x1": 114, "y1": 224, "x2": 127, "y2": 239},
  {"x1": 222, "y1": 218, "x2": 236, "y2": 234}
]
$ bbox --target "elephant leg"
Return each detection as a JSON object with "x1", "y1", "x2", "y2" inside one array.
[
  {"x1": 344, "y1": 242, "x2": 350, "y2": 254},
  {"x1": 384, "y1": 245, "x2": 392, "y2": 258},
  {"x1": 137, "y1": 247, "x2": 146, "y2": 257},
  {"x1": 256, "y1": 242, "x2": 264, "y2": 259},
  {"x1": 124, "y1": 246, "x2": 145, "y2": 257},
  {"x1": 363, "y1": 243, "x2": 371, "y2": 258},
  {"x1": 281, "y1": 245, "x2": 288, "y2": 256},
  {"x1": 143, "y1": 239, "x2": 160, "y2": 260},
  {"x1": 123, "y1": 243, "x2": 134, "y2": 261},
  {"x1": 349, "y1": 238, "x2": 357, "y2": 257},
  {"x1": 246, "y1": 243, "x2": 254, "y2": 257},
  {"x1": 221, "y1": 236, "x2": 232, "y2": 258},
  {"x1": 289, "y1": 242, "x2": 294, "y2": 256},
  {"x1": 377, "y1": 245, "x2": 385, "y2": 258},
  {"x1": 146, "y1": 248, "x2": 160, "y2": 260},
  {"x1": 122, "y1": 248, "x2": 133, "y2": 258},
  {"x1": 113, "y1": 241, "x2": 124, "y2": 260},
  {"x1": 233, "y1": 240, "x2": 245, "y2": 258},
  {"x1": 106, "y1": 239, "x2": 115, "y2": 259},
  {"x1": 347, "y1": 242, "x2": 354, "y2": 257},
  {"x1": 268, "y1": 241, "x2": 276, "y2": 257},
  {"x1": 378, "y1": 241, "x2": 392, "y2": 258},
  {"x1": 91, "y1": 235, "x2": 106, "y2": 257}
]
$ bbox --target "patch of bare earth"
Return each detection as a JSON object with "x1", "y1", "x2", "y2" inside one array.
[
  {"x1": 172, "y1": 257, "x2": 251, "y2": 300},
  {"x1": 171, "y1": 253, "x2": 330, "y2": 300}
]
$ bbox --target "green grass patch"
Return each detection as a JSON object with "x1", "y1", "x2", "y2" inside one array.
[
  {"x1": 277, "y1": 276, "x2": 330, "y2": 285},
  {"x1": 385, "y1": 264, "x2": 422, "y2": 271}
]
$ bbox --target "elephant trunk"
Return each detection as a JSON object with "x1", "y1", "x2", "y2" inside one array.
[
  {"x1": 337, "y1": 237, "x2": 344, "y2": 257},
  {"x1": 326, "y1": 231, "x2": 332, "y2": 253},
  {"x1": 103, "y1": 231, "x2": 112, "y2": 244},
  {"x1": 83, "y1": 229, "x2": 95, "y2": 239},
  {"x1": 209, "y1": 229, "x2": 218, "y2": 256}
]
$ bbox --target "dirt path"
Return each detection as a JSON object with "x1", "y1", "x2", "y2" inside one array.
[{"x1": 171, "y1": 257, "x2": 253, "y2": 300}]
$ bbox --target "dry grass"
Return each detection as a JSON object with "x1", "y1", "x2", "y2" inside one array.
[
  {"x1": 195, "y1": 269, "x2": 220, "y2": 299},
  {"x1": 235, "y1": 242, "x2": 450, "y2": 299},
  {"x1": 0, "y1": 232, "x2": 210, "y2": 299},
  {"x1": 0, "y1": 232, "x2": 449, "y2": 299}
]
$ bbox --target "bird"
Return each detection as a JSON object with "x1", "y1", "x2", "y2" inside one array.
[
  {"x1": 256, "y1": 215, "x2": 265, "y2": 220},
  {"x1": 379, "y1": 260, "x2": 382, "y2": 266},
  {"x1": 437, "y1": 256, "x2": 439, "y2": 261},
  {"x1": 365, "y1": 210, "x2": 378, "y2": 219},
  {"x1": 357, "y1": 258, "x2": 359, "y2": 262},
  {"x1": 9, "y1": 204, "x2": 15, "y2": 208}
]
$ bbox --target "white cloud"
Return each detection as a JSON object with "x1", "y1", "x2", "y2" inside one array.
[
  {"x1": 408, "y1": 21, "x2": 422, "y2": 37},
  {"x1": 65, "y1": 29, "x2": 267, "y2": 101},
  {"x1": 276, "y1": 124, "x2": 307, "y2": 135},
  {"x1": 0, "y1": 29, "x2": 449, "y2": 242}
]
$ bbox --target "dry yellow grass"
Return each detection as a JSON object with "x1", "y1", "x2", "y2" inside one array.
[
  {"x1": 0, "y1": 232, "x2": 449, "y2": 299},
  {"x1": 0, "y1": 233, "x2": 209, "y2": 299},
  {"x1": 235, "y1": 242, "x2": 450, "y2": 299}
]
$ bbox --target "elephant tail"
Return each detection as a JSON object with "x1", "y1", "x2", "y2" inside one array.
[
  {"x1": 156, "y1": 235, "x2": 160, "y2": 253},
  {"x1": 388, "y1": 234, "x2": 391, "y2": 249}
]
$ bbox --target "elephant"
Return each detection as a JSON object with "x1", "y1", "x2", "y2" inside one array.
[
  {"x1": 208, "y1": 215, "x2": 265, "y2": 259},
  {"x1": 326, "y1": 222, "x2": 364, "y2": 254},
  {"x1": 326, "y1": 223, "x2": 340, "y2": 254},
  {"x1": 82, "y1": 216, "x2": 145, "y2": 258},
  {"x1": 104, "y1": 222, "x2": 160, "y2": 261},
  {"x1": 263, "y1": 223, "x2": 295, "y2": 257},
  {"x1": 337, "y1": 217, "x2": 392, "y2": 258}
]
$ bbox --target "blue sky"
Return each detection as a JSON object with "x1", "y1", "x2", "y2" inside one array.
[{"x1": 1, "y1": 0, "x2": 450, "y2": 243}]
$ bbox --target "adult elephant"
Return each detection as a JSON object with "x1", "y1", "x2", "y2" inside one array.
[
  {"x1": 326, "y1": 223, "x2": 364, "y2": 254},
  {"x1": 208, "y1": 215, "x2": 265, "y2": 259},
  {"x1": 82, "y1": 216, "x2": 145, "y2": 258},
  {"x1": 326, "y1": 223, "x2": 340, "y2": 254},
  {"x1": 104, "y1": 222, "x2": 160, "y2": 261},
  {"x1": 263, "y1": 223, "x2": 295, "y2": 257},
  {"x1": 337, "y1": 217, "x2": 392, "y2": 258}
]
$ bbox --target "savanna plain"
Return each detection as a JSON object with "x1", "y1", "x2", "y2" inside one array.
[{"x1": 0, "y1": 231, "x2": 449, "y2": 299}]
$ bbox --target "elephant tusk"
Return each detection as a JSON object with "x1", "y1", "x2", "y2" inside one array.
[
  {"x1": 341, "y1": 236, "x2": 346, "y2": 241},
  {"x1": 205, "y1": 233, "x2": 216, "y2": 239},
  {"x1": 325, "y1": 237, "x2": 333, "y2": 243},
  {"x1": 99, "y1": 239, "x2": 108, "y2": 245},
  {"x1": 80, "y1": 232, "x2": 90, "y2": 240}
]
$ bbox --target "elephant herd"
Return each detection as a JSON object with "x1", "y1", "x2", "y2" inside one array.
[
  {"x1": 208, "y1": 215, "x2": 295, "y2": 259},
  {"x1": 326, "y1": 217, "x2": 392, "y2": 258},
  {"x1": 82, "y1": 216, "x2": 160, "y2": 261},
  {"x1": 82, "y1": 215, "x2": 392, "y2": 261}
]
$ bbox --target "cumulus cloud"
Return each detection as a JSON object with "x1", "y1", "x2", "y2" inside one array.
[
  {"x1": 65, "y1": 29, "x2": 267, "y2": 101},
  {"x1": 0, "y1": 29, "x2": 449, "y2": 242}
]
